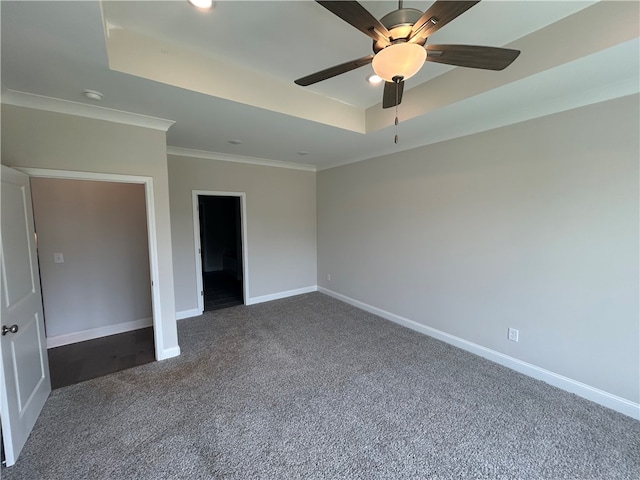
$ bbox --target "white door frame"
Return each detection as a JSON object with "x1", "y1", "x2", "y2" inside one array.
[
  {"x1": 17, "y1": 168, "x2": 166, "y2": 361},
  {"x1": 192, "y1": 190, "x2": 249, "y2": 313}
]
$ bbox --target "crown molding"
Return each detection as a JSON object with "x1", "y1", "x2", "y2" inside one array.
[
  {"x1": 167, "y1": 146, "x2": 317, "y2": 172},
  {"x1": 0, "y1": 89, "x2": 175, "y2": 132}
]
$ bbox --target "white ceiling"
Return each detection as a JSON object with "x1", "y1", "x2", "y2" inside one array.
[{"x1": 1, "y1": 1, "x2": 638, "y2": 170}]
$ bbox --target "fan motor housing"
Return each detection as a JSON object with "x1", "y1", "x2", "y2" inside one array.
[{"x1": 373, "y1": 8, "x2": 425, "y2": 53}]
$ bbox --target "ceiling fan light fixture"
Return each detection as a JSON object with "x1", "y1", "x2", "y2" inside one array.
[{"x1": 372, "y1": 43, "x2": 426, "y2": 83}]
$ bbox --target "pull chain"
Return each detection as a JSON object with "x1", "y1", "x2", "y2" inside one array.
[
  {"x1": 393, "y1": 75, "x2": 403, "y2": 144},
  {"x1": 394, "y1": 103, "x2": 398, "y2": 144}
]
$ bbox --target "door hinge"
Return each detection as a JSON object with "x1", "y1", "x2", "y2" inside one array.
[{"x1": 201, "y1": 290, "x2": 204, "y2": 296}]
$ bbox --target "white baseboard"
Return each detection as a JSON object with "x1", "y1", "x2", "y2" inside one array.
[
  {"x1": 175, "y1": 286, "x2": 319, "y2": 315},
  {"x1": 176, "y1": 308, "x2": 202, "y2": 320},
  {"x1": 46, "y1": 317, "x2": 153, "y2": 349},
  {"x1": 157, "y1": 346, "x2": 181, "y2": 361},
  {"x1": 246, "y1": 285, "x2": 318, "y2": 305},
  {"x1": 318, "y1": 287, "x2": 640, "y2": 420},
  {"x1": 178, "y1": 286, "x2": 319, "y2": 315}
]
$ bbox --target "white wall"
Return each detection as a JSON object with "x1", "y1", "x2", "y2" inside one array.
[
  {"x1": 317, "y1": 95, "x2": 640, "y2": 408},
  {"x1": 30, "y1": 178, "x2": 152, "y2": 341},
  {"x1": 1, "y1": 105, "x2": 180, "y2": 359},
  {"x1": 168, "y1": 155, "x2": 316, "y2": 314}
]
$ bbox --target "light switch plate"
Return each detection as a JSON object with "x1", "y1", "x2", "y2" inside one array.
[{"x1": 53, "y1": 253, "x2": 64, "y2": 264}]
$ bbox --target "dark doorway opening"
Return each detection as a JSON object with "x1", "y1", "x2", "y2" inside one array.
[{"x1": 198, "y1": 195, "x2": 244, "y2": 311}]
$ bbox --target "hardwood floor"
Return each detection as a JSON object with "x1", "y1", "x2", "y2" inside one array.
[{"x1": 47, "y1": 327, "x2": 155, "y2": 390}]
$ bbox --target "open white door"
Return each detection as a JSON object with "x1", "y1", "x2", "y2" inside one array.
[{"x1": 0, "y1": 165, "x2": 51, "y2": 467}]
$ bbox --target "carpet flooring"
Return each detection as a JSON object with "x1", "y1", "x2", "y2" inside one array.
[{"x1": 3, "y1": 293, "x2": 639, "y2": 479}]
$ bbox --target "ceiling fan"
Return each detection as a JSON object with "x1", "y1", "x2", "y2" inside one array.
[{"x1": 294, "y1": 0, "x2": 521, "y2": 109}]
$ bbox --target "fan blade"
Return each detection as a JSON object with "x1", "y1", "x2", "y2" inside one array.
[
  {"x1": 317, "y1": 1, "x2": 391, "y2": 45},
  {"x1": 409, "y1": 1, "x2": 480, "y2": 42},
  {"x1": 382, "y1": 80, "x2": 404, "y2": 109},
  {"x1": 294, "y1": 55, "x2": 374, "y2": 86},
  {"x1": 425, "y1": 44, "x2": 520, "y2": 70}
]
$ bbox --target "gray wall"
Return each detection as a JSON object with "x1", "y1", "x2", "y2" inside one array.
[
  {"x1": 317, "y1": 95, "x2": 639, "y2": 403},
  {"x1": 1, "y1": 105, "x2": 179, "y2": 359},
  {"x1": 168, "y1": 155, "x2": 317, "y2": 313},
  {"x1": 30, "y1": 178, "x2": 152, "y2": 338}
]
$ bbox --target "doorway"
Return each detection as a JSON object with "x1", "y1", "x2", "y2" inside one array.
[
  {"x1": 29, "y1": 177, "x2": 156, "y2": 388},
  {"x1": 193, "y1": 191, "x2": 248, "y2": 312},
  {"x1": 18, "y1": 169, "x2": 167, "y2": 348}
]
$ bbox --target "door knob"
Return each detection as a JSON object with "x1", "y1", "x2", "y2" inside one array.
[{"x1": 2, "y1": 325, "x2": 18, "y2": 336}]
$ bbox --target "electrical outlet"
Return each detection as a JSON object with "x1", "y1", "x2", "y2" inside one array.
[{"x1": 508, "y1": 328, "x2": 519, "y2": 342}]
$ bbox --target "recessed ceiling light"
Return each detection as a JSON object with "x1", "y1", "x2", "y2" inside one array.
[
  {"x1": 228, "y1": 139, "x2": 242, "y2": 145},
  {"x1": 188, "y1": 0, "x2": 214, "y2": 10},
  {"x1": 83, "y1": 89, "x2": 103, "y2": 101},
  {"x1": 367, "y1": 74, "x2": 383, "y2": 85}
]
